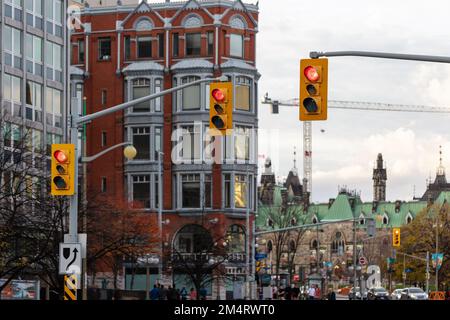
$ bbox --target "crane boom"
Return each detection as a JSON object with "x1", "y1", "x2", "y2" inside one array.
[{"x1": 262, "y1": 93, "x2": 450, "y2": 206}]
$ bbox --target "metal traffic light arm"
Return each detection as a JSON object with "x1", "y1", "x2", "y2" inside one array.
[{"x1": 310, "y1": 51, "x2": 450, "y2": 64}]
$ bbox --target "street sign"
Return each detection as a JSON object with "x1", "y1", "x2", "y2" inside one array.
[
  {"x1": 59, "y1": 243, "x2": 82, "y2": 275},
  {"x1": 359, "y1": 256, "x2": 367, "y2": 265},
  {"x1": 64, "y1": 233, "x2": 87, "y2": 258},
  {"x1": 255, "y1": 253, "x2": 267, "y2": 260}
]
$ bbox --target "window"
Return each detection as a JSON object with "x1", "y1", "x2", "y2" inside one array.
[
  {"x1": 154, "y1": 127, "x2": 162, "y2": 160},
  {"x1": 25, "y1": 0, "x2": 43, "y2": 29},
  {"x1": 226, "y1": 225, "x2": 245, "y2": 253},
  {"x1": 3, "y1": 74, "x2": 22, "y2": 116},
  {"x1": 331, "y1": 232, "x2": 345, "y2": 255},
  {"x1": 101, "y1": 90, "x2": 107, "y2": 106},
  {"x1": 235, "y1": 126, "x2": 251, "y2": 161},
  {"x1": 182, "y1": 174, "x2": 200, "y2": 208},
  {"x1": 154, "y1": 79, "x2": 162, "y2": 112},
  {"x1": 207, "y1": 31, "x2": 214, "y2": 55},
  {"x1": 137, "y1": 36, "x2": 152, "y2": 58},
  {"x1": 132, "y1": 127, "x2": 150, "y2": 160},
  {"x1": 181, "y1": 125, "x2": 200, "y2": 161},
  {"x1": 234, "y1": 174, "x2": 247, "y2": 208},
  {"x1": 224, "y1": 174, "x2": 231, "y2": 208},
  {"x1": 181, "y1": 76, "x2": 201, "y2": 110},
  {"x1": 101, "y1": 177, "x2": 107, "y2": 193},
  {"x1": 132, "y1": 78, "x2": 150, "y2": 112},
  {"x1": 172, "y1": 33, "x2": 179, "y2": 57},
  {"x1": 158, "y1": 33, "x2": 164, "y2": 58},
  {"x1": 132, "y1": 175, "x2": 150, "y2": 208},
  {"x1": 98, "y1": 38, "x2": 111, "y2": 60},
  {"x1": 101, "y1": 132, "x2": 107, "y2": 147},
  {"x1": 185, "y1": 33, "x2": 201, "y2": 56},
  {"x1": 45, "y1": 42, "x2": 63, "y2": 82},
  {"x1": 46, "y1": 133, "x2": 62, "y2": 155},
  {"x1": 230, "y1": 34, "x2": 244, "y2": 58},
  {"x1": 25, "y1": 34, "x2": 43, "y2": 76},
  {"x1": 25, "y1": 81, "x2": 42, "y2": 122},
  {"x1": 78, "y1": 40, "x2": 85, "y2": 63},
  {"x1": 235, "y1": 76, "x2": 251, "y2": 111},
  {"x1": 45, "y1": 87, "x2": 62, "y2": 128},
  {"x1": 4, "y1": 26, "x2": 22, "y2": 69},
  {"x1": 46, "y1": 0, "x2": 63, "y2": 37},
  {"x1": 5, "y1": 0, "x2": 23, "y2": 22},
  {"x1": 124, "y1": 36, "x2": 131, "y2": 60},
  {"x1": 205, "y1": 174, "x2": 212, "y2": 208}
]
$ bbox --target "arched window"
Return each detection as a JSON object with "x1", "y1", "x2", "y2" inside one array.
[
  {"x1": 229, "y1": 15, "x2": 247, "y2": 30},
  {"x1": 226, "y1": 224, "x2": 246, "y2": 253},
  {"x1": 331, "y1": 232, "x2": 345, "y2": 255},
  {"x1": 174, "y1": 224, "x2": 213, "y2": 253},
  {"x1": 266, "y1": 240, "x2": 273, "y2": 253},
  {"x1": 310, "y1": 239, "x2": 318, "y2": 250},
  {"x1": 382, "y1": 214, "x2": 389, "y2": 225},
  {"x1": 134, "y1": 18, "x2": 154, "y2": 31}
]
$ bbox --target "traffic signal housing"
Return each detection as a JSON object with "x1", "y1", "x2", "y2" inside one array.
[
  {"x1": 209, "y1": 81, "x2": 233, "y2": 135},
  {"x1": 392, "y1": 228, "x2": 401, "y2": 247},
  {"x1": 51, "y1": 144, "x2": 75, "y2": 196},
  {"x1": 299, "y1": 58, "x2": 328, "y2": 121}
]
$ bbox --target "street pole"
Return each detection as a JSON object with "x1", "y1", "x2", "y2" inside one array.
[
  {"x1": 82, "y1": 96, "x2": 87, "y2": 300},
  {"x1": 246, "y1": 168, "x2": 250, "y2": 299},
  {"x1": 435, "y1": 218, "x2": 439, "y2": 291},
  {"x1": 353, "y1": 217, "x2": 357, "y2": 294},
  {"x1": 158, "y1": 151, "x2": 164, "y2": 285},
  {"x1": 403, "y1": 253, "x2": 406, "y2": 287},
  {"x1": 146, "y1": 265, "x2": 150, "y2": 300},
  {"x1": 426, "y1": 251, "x2": 430, "y2": 294}
]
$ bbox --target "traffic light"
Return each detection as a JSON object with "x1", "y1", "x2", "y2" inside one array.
[
  {"x1": 51, "y1": 144, "x2": 75, "y2": 196},
  {"x1": 299, "y1": 58, "x2": 328, "y2": 121},
  {"x1": 209, "y1": 81, "x2": 233, "y2": 135},
  {"x1": 392, "y1": 228, "x2": 401, "y2": 247}
]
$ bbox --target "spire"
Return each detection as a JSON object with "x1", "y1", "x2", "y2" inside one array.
[
  {"x1": 293, "y1": 146, "x2": 297, "y2": 169},
  {"x1": 437, "y1": 145, "x2": 445, "y2": 176}
]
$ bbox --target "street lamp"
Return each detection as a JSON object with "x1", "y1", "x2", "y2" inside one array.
[{"x1": 123, "y1": 145, "x2": 137, "y2": 160}]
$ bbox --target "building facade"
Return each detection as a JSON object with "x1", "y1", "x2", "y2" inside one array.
[
  {"x1": 256, "y1": 153, "x2": 450, "y2": 292},
  {"x1": 72, "y1": 0, "x2": 259, "y2": 298}
]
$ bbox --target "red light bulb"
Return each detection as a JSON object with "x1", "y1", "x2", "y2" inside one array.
[
  {"x1": 212, "y1": 88, "x2": 225, "y2": 102},
  {"x1": 304, "y1": 66, "x2": 320, "y2": 82},
  {"x1": 54, "y1": 150, "x2": 68, "y2": 163}
]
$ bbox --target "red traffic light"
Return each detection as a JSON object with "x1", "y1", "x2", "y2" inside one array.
[
  {"x1": 54, "y1": 150, "x2": 68, "y2": 163},
  {"x1": 211, "y1": 88, "x2": 226, "y2": 102},
  {"x1": 304, "y1": 66, "x2": 320, "y2": 82}
]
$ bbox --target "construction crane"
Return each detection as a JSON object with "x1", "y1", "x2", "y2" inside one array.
[{"x1": 261, "y1": 93, "x2": 450, "y2": 205}]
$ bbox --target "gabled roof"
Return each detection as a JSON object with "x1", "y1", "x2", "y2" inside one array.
[
  {"x1": 221, "y1": 0, "x2": 258, "y2": 28},
  {"x1": 120, "y1": 1, "x2": 165, "y2": 28},
  {"x1": 169, "y1": 0, "x2": 214, "y2": 24},
  {"x1": 171, "y1": 58, "x2": 214, "y2": 70},
  {"x1": 122, "y1": 61, "x2": 164, "y2": 72},
  {"x1": 321, "y1": 194, "x2": 354, "y2": 221}
]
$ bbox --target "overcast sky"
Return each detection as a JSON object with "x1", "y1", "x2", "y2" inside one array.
[{"x1": 256, "y1": 0, "x2": 450, "y2": 203}]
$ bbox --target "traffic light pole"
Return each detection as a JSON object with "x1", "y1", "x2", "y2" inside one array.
[{"x1": 310, "y1": 51, "x2": 450, "y2": 64}]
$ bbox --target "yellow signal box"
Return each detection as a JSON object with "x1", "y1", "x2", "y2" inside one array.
[
  {"x1": 51, "y1": 144, "x2": 75, "y2": 196},
  {"x1": 392, "y1": 228, "x2": 401, "y2": 247},
  {"x1": 209, "y1": 81, "x2": 233, "y2": 135},
  {"x1": 299, "y1": 58, "x2": 328, "y2": 121}
]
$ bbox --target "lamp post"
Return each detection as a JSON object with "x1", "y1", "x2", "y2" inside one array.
[{"x1": 157, "y1": 151, "x2": 164, "y2": 285}]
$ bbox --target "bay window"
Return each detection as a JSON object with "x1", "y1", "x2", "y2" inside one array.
[
  {"x1": 132, "y1": 127, "x2": 150, "y2": 160},
  {"x1": 132, "y1": 175, "x2": 150, "y2": 209},
  {"x1": 182, "y1": 174, "x2": 200, "y2": 208},
  {"x1": 230, "y1": 34, "x2": 244, "y2": 58},
  {"x1": 181, "y1": 125, "x2": 200, "y2": 161},
  {"x1": 235, "y1": 76, "x2": 251, "y2": 111},
  {"x1": 132, "y1": 78, "x2": 150, "y2": 112},
  {"x1": 186, "y1": 33, "x2": 201, "y2": 56}
]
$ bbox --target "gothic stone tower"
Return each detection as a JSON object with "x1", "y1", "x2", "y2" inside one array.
[{"x1": 373, "y1": 153, "x2": 387, "y2": 201}]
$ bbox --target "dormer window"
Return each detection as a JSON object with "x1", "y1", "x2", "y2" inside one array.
[
  {"x1": 382, "y1": 213, "x2": 389, "y2": 225},
  {"x1": 406, "y1": 212, "x2": 413, "y2": 224},
  {"x1": 359, "y1": 214, "x2": 365, "y2": 225},
  {"x1": 312, "y1": 216, "x2": 318, "y2": 224}
]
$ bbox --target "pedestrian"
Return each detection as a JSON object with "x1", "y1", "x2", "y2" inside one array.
[
  {"x1": 327, "y1": 289, "x2": 336, "y2": 300},
  {"x1": 314, "y1": 285, "x2": 321, "y2": 300},
  {"x1": 150, "y1": 284, "x2": 160, "y2": 300},
  {"x1": 189, "y1": 287, "x2": 197, "y2": 300},
  {"x1": 180, "y1": 287, "x2": 188, "y2": 300},
  {"x1": 292, "y1": 284, "x2": 300, "y2": 300},
  {"x1": 308, "y1": 285, "x2": 316, "y2": 300},
  {"x1": 272, "y1": 286, "x2": 278, "y2": 300},
  {"x1": 199, "y1": 287, "x2": 207, "y2": 300},
  {"x1": 159, "y1": 285, "x2": 168, "y2": 300},
  {"x1": 284, "y1": 285, "x2": 292, "y2": 300}
]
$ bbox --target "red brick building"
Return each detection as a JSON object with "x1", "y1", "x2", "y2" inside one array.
[{"x1": 71, "y1": 0, "x2": 259, "y2": 298}]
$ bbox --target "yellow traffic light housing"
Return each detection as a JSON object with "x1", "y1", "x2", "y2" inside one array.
[
  {"x1": 51, "y1": 144, "x2": 75, "y2": 196},
  {"x1": 393, "y1": 228, "x2": 401, "y2": 247},
  {"x1": 209, "y1": 82, "x2": 233, "y2": 135},
  {"x1": 299, "y1": 58, "x2": 328, "y2": 121}
]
